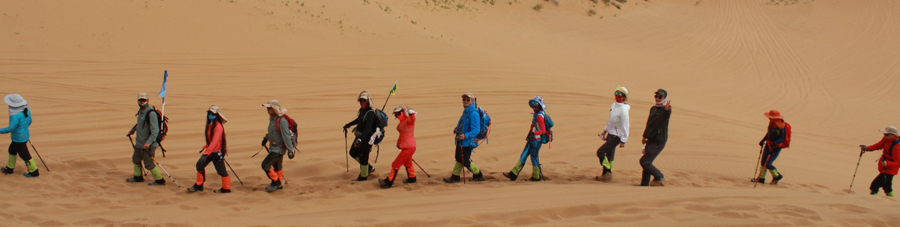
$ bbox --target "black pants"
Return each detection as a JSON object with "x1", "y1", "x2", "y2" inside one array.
[
  {"x1": 870, "y1": 173, "x2": 894, "y2": 194},
  {"x1": 349, "y1": 141, "x2": 373, "y2": 166},
  {"x1": 8, "y1": 142, "x2": 32, "y2": 162},
  {"x1": 454, "y1": 146, "x2": 474, "y2": 168},
  {"x1": 596, "y1": 135, "x2": 621, "y2": 170},
  {"x1": 261, "y1": 152, "x2": 284, "y2": 172},
  {"x1": 640, "y1": 141, "x2": 666, "y2": 186},
  {"x1": 197, "y1": 151, "x2": 228, "y2": 177}
]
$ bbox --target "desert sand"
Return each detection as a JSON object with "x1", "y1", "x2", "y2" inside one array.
[{"x1": 1, "y1": 0, "x2": 900, "y2": 226}]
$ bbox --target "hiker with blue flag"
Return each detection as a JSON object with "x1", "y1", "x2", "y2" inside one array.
[
  {"x1": 503, "y1": 97, "x2": 552, "y2": 182},
  {"x1": 126, "y1": 92, "x2": 166, "y2": 186},
  {"x1": 444, "y1": 93, "x2": 486, "y2": 183},
  {"x1": 343, "y1": 91, "x2": 381, "y2": 181},
  {"x1": 0, "y1": 94, "x2": 38, "y2": 178}
]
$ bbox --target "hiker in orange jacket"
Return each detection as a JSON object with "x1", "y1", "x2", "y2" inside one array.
[
  {"x1": 860, "y1": 126, "x2": 900, "y2": 197},
  {"x1": 753, "y1": 110, "x2": 787, "y2": 185},
  {"x1": 379, "y1": 105, "x2": 417, "y2": 188},
  {"x1": 188, "y1": 105, "x2": 231, "y2": 193}
]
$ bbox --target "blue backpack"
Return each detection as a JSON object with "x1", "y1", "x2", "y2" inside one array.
[
  {"x1": 533, "y1": 112, "x2": 554, "y2": 144},
  {"x1": 474, "y1": 106, "x2": 491, "y2": 145},
  {"x1": 367, "y1": 109, "x2": 389, "y2": 145}
]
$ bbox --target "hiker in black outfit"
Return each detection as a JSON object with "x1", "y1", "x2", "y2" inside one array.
[
  {"x1": 640, "y1": 89, "x2": 671, "y2": 186},
  {"x1": 343, "y1": 91, "x2": 381, "y2": 181}
]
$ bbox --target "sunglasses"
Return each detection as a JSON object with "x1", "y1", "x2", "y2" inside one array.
[
  {"x1": 462, "y1": 98, "x2": 471, "y2": 101},
  {"x1": 615, "y1": 91, "x2": 624, "y2": 97},
  {"x1": 138, "y1": 99, "x2": 148, "y2": 103},
  {"x1": 654, "y1": 95, "x2": 664, "y2": 99},
  {"x1": 358, "y1": 99, "x2": 367, "y2": 102}
]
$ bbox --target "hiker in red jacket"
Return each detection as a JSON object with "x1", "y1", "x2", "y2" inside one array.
[
  {"x1": 752, "y1": 110, "x2": 787, "y2": 185},
  {"x1": 860, "y1": 126, "x2": 900, "y2": 197},
  {"x1": 188, "y1": 105, "x2": 231, "y2": 193},
  {"x1": 379, "y1": 105, "x2": 417, "y2": 188}
]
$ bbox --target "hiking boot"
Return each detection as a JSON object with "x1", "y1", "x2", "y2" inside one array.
[
  {"x1": 598, "y1": 172, "x2": 613, "y2": 182},
  {"x1": 126, "y1": 176, "x2": 145, "y2": 183},
  {"x1": 527, "y1": 177, "x2": 542, "y2": 182},
  {"x1": 470, "y1": 172, "x2": 485, "y2": 182},
  {"x1": 148, "y1": 179, "x2": 166, "y2": 186},
  {"x1": 503, "y1": 171, "x2": 518, "y2": 181},
  {"x1": 187, "y1": 184, "x2": 203, "y2": 193},
  {"x1": 369, "y1": 165, "x2": 376, "y2": 173},
  {"x1": 751, "y1": 177, "x2": 765, "y2": 183},
  {"x1": 888, "y1": 191, "x2": 896, "y2": 197},
  {"x1": 23, "y1": 170, "x2": 39, "y2": 178},
  {"x1": 771, "y1": 174, "x2": 784, "y2": 185},
  {"x1": 402, "y1": 177, "x2": 417, "y2": 184},
  {"x1": 378, "y1": 178, "x2": 394, "y2": 188},
  {"x1": 871, "y1": 190, "x2": 879, "y2": 195},
  {"x1": 213, "y1": 188, "x2": 231, "y2": 194},
  {"x1": 649, "y1": 180, "x2": 665, "y2": 187},
  {"x1": 1, "y1": 167, "x2": 13, "y2": 175},
  {"x1": 265, "y1": 181, "x2": 283, "y2": 192},
  {"x1": 352, "y1": 175, "x2": 368, "y2": 181},
  {"x1": 443, "y1": 175, "x2": 461, "y2": 183}
]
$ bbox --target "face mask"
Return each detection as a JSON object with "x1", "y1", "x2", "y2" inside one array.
[{"x1": 208, "y1": 113, "x2": 217, "y2": 120}]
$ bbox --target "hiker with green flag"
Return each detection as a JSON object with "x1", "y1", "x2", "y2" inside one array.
[
  {"x1": 640, "y1": 89, "x2": 671, "y2": 186},
  {"x1": 0, "y1": 94, "x2": 38, "y2": 178},
  {"x1": 859, "y1": 126, "x2": 900, "y2": 197},
  {"x1": 379, "y1": 105, "x2": 418, "y2": 188},
  {"x1": 596, "y1": 86, "x2": 630, "y2": 182},
  {"x1": 187, "y1": 105, "x2": 232, "y2": 194},
  {"x1": 125, "y1": 92, "x2": 166, "y2": 186},
  {"x1": 260, "y1": 100, "x2": 297, "y2": 192},
  {"x1": 444, "y1": 93, "x2": 486, "y2": 183},
  {"x1": 343, "y1": 91, "x2": 380, "y2": 181},
  {"x1": 503, "y1": 97, "x2": 551, "y2": 181}
]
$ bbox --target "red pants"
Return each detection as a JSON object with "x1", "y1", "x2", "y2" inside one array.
[{"x1": 387, "y1": 147, "x2": 416, "y2": 182}]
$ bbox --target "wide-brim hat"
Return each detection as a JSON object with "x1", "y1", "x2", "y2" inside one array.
[
  {"x1": 615, "y1": 86, "x2": 629, "y2": 101},
  {"x1": 879, "y1": 126, "x2": 898, "y2": 135},
  {"x1": 262, "y1": 99, "x2": 288, "y2": 116},
  {"x1": 137, "y1": 92, "x2": 149, "y2": 101},
  {"x1": 208, "y1": 105, "x2": 228, "y2": 123},
  {"x1": 358, "y1": 91, "x2": 375, "y2": 108},
  {"x1": 4, "y1": 94, "x2": 27, "y2": 107},
  {"x1": 529, "y1": 96, "x2": 546, "y2": 110},
  {"x1": 764, "y1": 110, "x2": 784, "y2": 120},
  {"x1": 393, "y1": 105, "x2": 405, "y2": 114}
]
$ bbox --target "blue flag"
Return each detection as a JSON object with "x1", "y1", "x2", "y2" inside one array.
[{"x1": 158, "y1": 70, "x2": 168, "y2": 104}]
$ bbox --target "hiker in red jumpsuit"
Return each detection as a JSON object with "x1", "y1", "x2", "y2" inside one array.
[{"x1": 380, "y1": 105, "x2": 417, "y2": 188}]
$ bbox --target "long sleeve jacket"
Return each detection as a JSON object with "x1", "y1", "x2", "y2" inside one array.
[
  {"x1": 530, "y1": 113, "x2": 547, "y2": 141},
  {"x1": 202, "y1": 121, "x2": 225, "y2": 155},
  {"x1": 0, "y1": 109, "x2": 31, "y2": 143},
  {"x1": 344, "y1": 107, "x2": 376, "y2": 141},
  {"x1": 131, "y1": 107, "x2": 159, "y2": 148},
  {"x1": 455, "y1": 105, "x2": 480, "y2": 148},
  {"x1": 604, "y1": 102, "x2": 630, "y2": 143},
  {"x1": 266, "y1": 115, "x2": 295, "y2": 155},
  {"x1": 865, "y1": 137, "x2": 900, "y2": 175},
  {"x1": 760, "y1": 125, "x2": 786, "y2": 147},
  {"x1": 642, "y1": 106, "x2": 671, "y2": 143},
  {"x1": 396, "y1": 111, "x2": 416, "y2": 149}
]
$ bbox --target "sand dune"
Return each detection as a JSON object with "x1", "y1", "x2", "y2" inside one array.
[{"x1": 2, "y1": 0, "x2": 900, "y2": 226}]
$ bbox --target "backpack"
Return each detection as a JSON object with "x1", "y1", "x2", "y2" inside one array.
[
  {"x1": 775, "y1": 122, "x2": 792, "y2": 148},
  {"x1": 884, "y1": 140, "x2": 900, "y2": 162},
  {"x1": 474, "y1": 107, "x2": 491, "y2": 144},
  {"x1": 366, "y1": 109, "x2": 389, "y2": 145},
  {"x1": 275, "y1": 114, "x2": 299, "y2": 149},
  {"x1": 533, "y1": 112, "x2": 554, "y2": 144},
  {"x1": 144, "y1": 107, "x2": 168, "y2": 144}
]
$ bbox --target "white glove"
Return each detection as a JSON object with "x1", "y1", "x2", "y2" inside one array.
[
  {"x1": 407, "y1": 108, "x2": 416, "y2": 115},
  {"x1": 369, "y1": 128, "x2": 382, "y2": 145}
]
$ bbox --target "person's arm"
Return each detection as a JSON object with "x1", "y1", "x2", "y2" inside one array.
[
  {"x1": 866, "y1": 138, "x2": 887, "y2": 152},
  {"x1": 0, "y1": 115, "x2": 19, "y2": 134},
  {"x1": 278, "y1": 118, "x2": 296, "y2": 151},
  {"x1": 359, "y1": 111, "x2": 375, "y2": 141},
  {"x1": 619, "y1": 107, "x2": 630, "y2": 143},
  {"x1": 344, "y1": 113, "x2": 360, "y2": 129},
  {"x1": 532, "y1": 114, "x2": 547, "y2": 136},
  {"x1": 406, "y1": 109, "x2": 416, "y2": 124},
  {"x1": 771, "y1": 128, "x2": 786, "y2": 145},
  {"x1": 886, "y1": 144, "x2": 900, "y2": 169},
  {"x1": 145, "y1": 111, "x2": 160, "y2": 146},
  {"x1": 463, "y1": 111, "x2": 480, "y2": 140},
  {"x1": 642, "y1": 108, "x2": 656, "y2": 140},
  {"x1": 205, "y1": 123, "x2": 224, "y2": 155}
]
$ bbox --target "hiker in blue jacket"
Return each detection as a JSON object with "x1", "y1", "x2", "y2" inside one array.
[
  {"x1": 0, "y1": 94, "x2": 38, "y2": 178},
  {"x1": 444, "y1": 93, "x2": 485, "y2": 183}
]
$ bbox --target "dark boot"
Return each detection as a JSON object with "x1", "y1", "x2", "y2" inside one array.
[
  {"x1": 503, "y1": 171, "x2": 518, "y2": 181},
  {"x1": 379, "y1": 178, "x2": 394, "y2": 188},
  {"x1": 443, "y1": 175, "x2": 461, "y2": 183},
  {"x1": 148, "y1": 179, "x2": 166, "y2": 186},
  {"x1": 771, "y1": 174, "x2": 784, "y2": 185},
  {"x1": 266, "y1": 180, "x2": 283, "y2": 192},
  {"x1": 23, "y1": 170, "x2": 39, "y2": 178},
  {"x1": 187, "y1": 184, "x2": 203, "y2": 192},
  {"x1": 126, "y1": 176, "x2": 145, "y2": 183},
  {"x1": 751, "y1": 177, "x2": 765, "y2": 183},
  {"x1": 402, "y1": 177, "x2": 417, "y2": 184},
  {"x1": 470, "y1": 172, "x2": 485, "y2": 182},
  {"x1": 369, "y1": 165, "x2": 376, "y2": 173},
  {"x1": 352, "y1": 175, "x2": 368, "y2": 181},
  {"x1": 527, "y1": 177, "x2": 542, "y2": 182},
  {"x1": 213, "y1": 188, "x2": 232, "y2": 194},
  {"x1": 1, "y1": 167, "x2": 13, "y2": 175}
]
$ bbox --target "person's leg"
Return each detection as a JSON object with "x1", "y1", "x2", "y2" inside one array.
[
  {"x1": 530, "y1": 142, "x2": 543, "y2": 180},
  {"x1": 509, "y1": 144, "x2": 531, "y2": 177},
  {"x1": 463, "y1": 147, "x2": 481, "y2": 175},
  {"x1": 403, "y1": 147, "x2": 417, "y2": 180},
  {"x1": 128, "y1": 147, "x2": 145, "y2": 182},
  {"x1": 209, "y1": 153, "x2": 230, "y2": 192},
  {"x1": 12, "y1": 142, "x2": 37, "y2": 177},
  {"x1": 757, "y1": 148, "x2": 772, "y2": 180},
  {"x1": 870, "y1": 173, "x2": 885, "y2": 195},
  {"x1": 261, "y1": 152, "x2": 280, "y2": 182},
  {"x1": 3, "y1": 143, "x2": 16, "y2": 174},
  {"x1": 273, "y1": 154, "x2": 284, "y2": 183},
  {"x1": 884, "y1": 174, "x2": 894, "y2": 196},
  {"x1": 639, "y1": 143, "x2": 661, "y2": 186},
  {"x1": 357, "y1": 144, "x2": 372, "y2": 179},
  {"x1": 144, "y1": 146, "x2": 164, "y2": 184},
  {"x1": 192, "y1": 155, "x2": 211, "y2": 190}
]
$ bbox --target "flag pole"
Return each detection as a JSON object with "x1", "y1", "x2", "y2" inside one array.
[{"x1": 381, "y1": 80, "x2": 397, "y2": 110}]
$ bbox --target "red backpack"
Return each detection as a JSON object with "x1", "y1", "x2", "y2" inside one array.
[
  {"x1": 776, "y1": 122, "x2": 792, "y2": 148},
  {"x1": 275, "y1": 114, "x2": 298, "y2": 149}
]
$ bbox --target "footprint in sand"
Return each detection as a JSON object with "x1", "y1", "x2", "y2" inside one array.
[
  {"x1": 713, "y1": 211, "x2": 759, "y2": 219},
  {"x1": 178, "y1": 204, "x2": 200, "y2": 210}
]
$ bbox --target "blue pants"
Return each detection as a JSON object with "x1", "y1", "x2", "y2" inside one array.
[
  {"x1": 519, "y1": 141, "x2": 542, "y2": 166},
  {"x1": 761, "y1": 146, "x2": 781, "y2": 170}
]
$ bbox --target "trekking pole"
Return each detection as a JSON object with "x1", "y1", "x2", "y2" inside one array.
[
  {"x1": 159, "y1": 144, "x2": 167, "y2": 158},
  {"x1": 26, "y1": 140, "x2": 49, "y2": 172},
  {"x1": 848, "y1": 150, "x2": 865, "y2": 194},
  {"x1": 752, "y1": 145, "x2": 764, "y2": 180},
  {"x1": 411, "y1": 159, "x2": 431, "y2": 178},
  {"x1": 374, "y1": 145, "x2": 380, "y2": 164},
  {"x1": 460, "y1": 145, "x2": 466, "y2": 185},
  {"x1": 128, "y1": 136, "x2": 147, "y2": 177},
  {"x1": 344, "y1": 132, "x2": 349, "y2": 172},
  {"x1": 142, "y1": 149, "x2": 181, "y2": 188},
  {"x1": 223, "y1": 158, "x2": 244, "y2": 186},
  {"x1": 755, "y1": 146, "x2": 771, "y2": 188},
  {"x1": 251, "y1": 146, "x2": 264, "y2": 158}
]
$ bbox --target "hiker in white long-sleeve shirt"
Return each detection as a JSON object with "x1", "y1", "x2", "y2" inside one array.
[{"x1": 596, "y1": 86, "x2": 630, "y2": 182}]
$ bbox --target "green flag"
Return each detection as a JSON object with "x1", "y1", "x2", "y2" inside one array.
[{"x1": 389, "y1": 81, "x2": 397, "y2": 95}]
